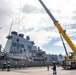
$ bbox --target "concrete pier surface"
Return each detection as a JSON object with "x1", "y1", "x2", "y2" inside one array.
[{"x1": 0, "y1": 66, "x2": 76, "y2": 75}]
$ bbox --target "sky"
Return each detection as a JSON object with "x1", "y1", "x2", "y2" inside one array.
[{"x1": 0, "y1": 0, "x2": 76, "y2": 55}]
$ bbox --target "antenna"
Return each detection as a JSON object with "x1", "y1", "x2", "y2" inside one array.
[
  {"x1": 8, "y1": 19, "x2": 13, "y2": 35},
  {"x1": 18, "y1": 0, "x2": 21, "y2": 33}
]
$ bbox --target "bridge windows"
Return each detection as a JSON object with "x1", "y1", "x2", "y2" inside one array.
[
  {"x1": 12, "y1": 42, "x2": 24, "y2": 48},
  {"x1": 28, "y1": 45, "x2": 32, "y2": 50}
]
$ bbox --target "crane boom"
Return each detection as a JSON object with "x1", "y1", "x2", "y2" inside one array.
[{"x1": 38, "y1": 0, "x2": 76, "y2": 52}]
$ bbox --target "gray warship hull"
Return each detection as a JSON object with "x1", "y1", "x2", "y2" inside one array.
[
  {"x1": 0, "y1": 31, "x2": 48, "y2": 69},
  {"x1": 0, "y1": 59, "x2": 46, "y2": 69}
]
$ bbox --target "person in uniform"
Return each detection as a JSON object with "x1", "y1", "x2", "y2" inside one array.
[
  {"x1": 52, "y1": 61, "x2": 57, "y2": 74},
  {"x1": 2, "y1": 62, "x2": 6, "y2": 71},
  {"x1": 15, "y1": 62, "x2": 17, "y2": 69},
  {"x1": 7, "y1": 62, "x2": 10, "y2": 71},
  {"x1": 47, "y1": 65, "x2": 49, "y2": 71}
]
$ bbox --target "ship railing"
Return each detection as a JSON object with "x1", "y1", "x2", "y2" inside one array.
[{"x1": 8, "y1": 53, "x2": 29, "y2": 60}]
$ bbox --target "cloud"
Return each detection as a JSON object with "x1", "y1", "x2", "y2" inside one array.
[
  {"x1": 72, "y1": 16, "x2": 76, "y2": 20},
  {"x1": 54, "y1": 41, "x2": 65, "y2": 46},
  {"x1": 0, "y1": 0, "x2": 12, "y2": 23},
  {"x1": 0, "y1": 0, "x2": 13, "y2": 29},
  {"x1": 55, "y1": 9, "x2": 62, "y2": 14},
  {"x1": 54, "y1": 38, "x2": 76, "y2": 47},
  {"x1": 72, "y1": 11, "x2": 76, "y2": 14},
  {"x1": 18, "y1": 11, "x2": 59, "y2": 48},
  {"x1": 24, "y1": 30, "x2": 55, "y2": 47},
  {"x1": 0, "y1": 0, "x2": 12, "y2": 49},
  {"x1": 20, "y1": 26, "x2": 59, "y2": 48},
  {"x1": 22, "y1": 4, "x2": 45, "y2": 14}
]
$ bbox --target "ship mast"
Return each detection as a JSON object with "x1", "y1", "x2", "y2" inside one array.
[
  {"x1": 8, "y1": 19, "x2": 13, "y2": 36},
  {"x1": 18, "y1": 0, "x2": 21, "y2": 34}
]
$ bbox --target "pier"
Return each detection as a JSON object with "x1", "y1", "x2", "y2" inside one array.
[{"x1": 0, "y1": 66, "x2": 76, "y2": 75}]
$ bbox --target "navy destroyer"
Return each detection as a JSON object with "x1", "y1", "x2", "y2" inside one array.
[{"x1": 0, "y1": 31, "x2": 48, "y2": 68}]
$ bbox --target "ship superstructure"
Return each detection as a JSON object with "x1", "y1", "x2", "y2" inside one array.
[{"x1": 4, "y1": 31, "x2": 46, "y2": 61}]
